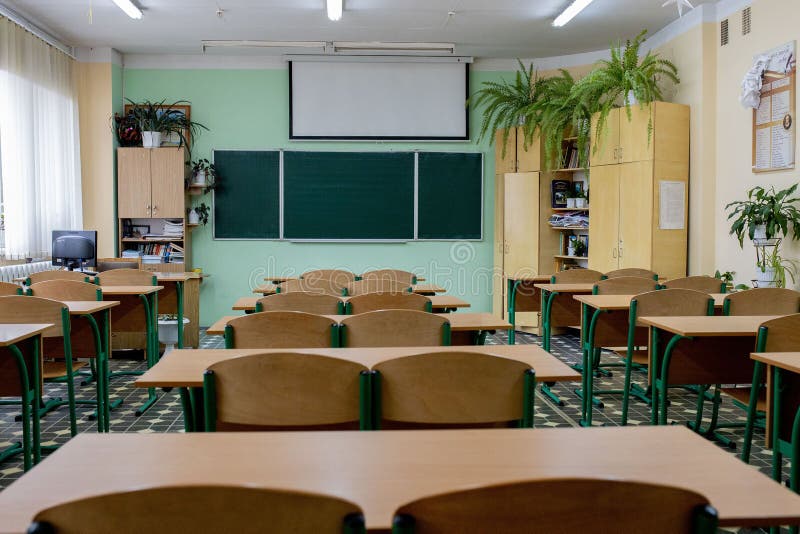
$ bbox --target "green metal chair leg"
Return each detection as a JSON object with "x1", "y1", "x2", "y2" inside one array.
[
  {"x1": 507, "y1": 279, "x2": 518, "y2": 346},
  {"x1": 741, "y1": 360, "x2": 766, "y2": 464},
  {"x1": 179, "y1": 388, "x2": 194, "y2": 432},
  {"x1": 540, "y1": 383, "x2": 564, "y2": 406}
]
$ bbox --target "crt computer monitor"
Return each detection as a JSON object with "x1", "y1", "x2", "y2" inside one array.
[{"x1": 52, "y1": 230, "x2": 97, "y2": 271}]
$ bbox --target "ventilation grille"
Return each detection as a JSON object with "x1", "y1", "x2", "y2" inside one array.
[
  {"x1": 742, "y1": 7, "x2": 751, "y2": 35},
  {"x1": 721, "y1": 18, "x2": 729, "y2": 46}
]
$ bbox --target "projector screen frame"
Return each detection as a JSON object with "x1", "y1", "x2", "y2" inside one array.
[{"x1": 288, "y1": 59, "x2": 470, "y2": 141}]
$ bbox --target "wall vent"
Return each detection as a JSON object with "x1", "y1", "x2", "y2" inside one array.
[
  {"x1": 721, "y1": 18, "x2": 729, "y2": 46},
  {"x1": 742, "y1": 7, "x2": 751, "y2": 35}
]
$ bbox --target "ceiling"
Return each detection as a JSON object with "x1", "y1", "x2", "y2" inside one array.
[{"x1": 3, "y1": 0, "x2": 720, "y2": 58}]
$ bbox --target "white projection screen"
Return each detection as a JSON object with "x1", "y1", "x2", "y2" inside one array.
[{"x1": 289, "y1": 58, "x2": 469, "y2": 140}]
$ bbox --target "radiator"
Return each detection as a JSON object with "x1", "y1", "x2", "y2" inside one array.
[{"x1": 0, "y1": 261, "x2": 57, "y2": 283}]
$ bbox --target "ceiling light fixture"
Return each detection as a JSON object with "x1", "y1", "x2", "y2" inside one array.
[
  {"x1": 552, "y1": 0, "x2": 594, "y2": 27},
  {"x1": 333, "y1": 41, "x2": 455, "y2": 53},
  {"x1": 202, "y1": 40, "x2": 327, "y2": 51},
  {"x1": 327, "y1": 0, "x2": 343, "y2": 21},
  {"x1": 111, "y1": 0, "x2": 142, "y2": 20}
]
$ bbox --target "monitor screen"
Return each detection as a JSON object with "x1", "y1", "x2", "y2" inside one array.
[{"x1": 52, "y1": 230, "x2": 97, "y2": 270}]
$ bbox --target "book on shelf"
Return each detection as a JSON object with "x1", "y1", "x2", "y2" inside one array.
[{"x1": 124, "y1": 241, "x2": 184, "y2": 263}]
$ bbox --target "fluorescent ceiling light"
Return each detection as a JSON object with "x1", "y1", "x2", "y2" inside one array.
[
  {"x1": 552, "y1": 0, "x2": 594, "y2": 27},
  {"x1": 202, "y1": 40, "x2": 326, "y2": 51},
  {"x1": 333, "y1": 42, "x2": 455, "y2": 53},
  {"x1": 327, "y1": 0, "x2": 343, "y2": 21},
  {"x1": 111, "y1": 0, "x2": 142, "y2": 20}
]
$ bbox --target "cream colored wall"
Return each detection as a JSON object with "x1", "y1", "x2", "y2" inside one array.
[
  {"x1": 715, "y1": 0, "x2": 800, "y2": 288},
  {"x1": 77, "y1": 62, "x2": 116, "y2": 258}
]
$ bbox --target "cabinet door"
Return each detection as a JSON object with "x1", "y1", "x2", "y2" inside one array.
[
  {"x1": 516, "y1": 126, "x2": 541, "y2": 172},
  {"x1": 587, "y1": 165, "x2": 620, "y2": 273},
  {"x1": 117, "y1": 148, "x2": 152, "y2": 218},
  {"x1": 493, "y1": 173, "x2": 506, "y2": 319},
  {"x1": 618, "y1": 161, "x2": 654, "y2": 269},
  {"x1": 504, "y1": 172, "x2": 540, "y2": 277},
  {"x1": 150, "y1": 148, "x2": 186, "y2": 218},
  {"x1": 590, "y1": 108, "x2": 620, "y2": 167},
  {"x1": 494, "y1": 129, "x2": 517, "y2": 174},
  {"x1": 619, "y1": 104, "x2": 654, "y2": 163}
]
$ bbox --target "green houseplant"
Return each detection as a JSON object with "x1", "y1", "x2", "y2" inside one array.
[
  {"x1": 125, "y1": 98, "x2": 208, "y2": 150},
  {"x1": 537, "y1": 70, "x2": 594, "y2": 170},
  {"x1": 188, "y1": 159, "x2": 219, "y2": 194},
  {"x1": 188, "y1": 202, "x2": 211, "y2": 226}
]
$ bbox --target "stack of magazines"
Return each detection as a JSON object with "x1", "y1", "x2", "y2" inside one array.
[{"x1": 549, "y1": 212, "x2": 589, "y2": 228}]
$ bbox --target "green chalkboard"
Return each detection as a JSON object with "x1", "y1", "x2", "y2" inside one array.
[
  {"x1": 283, "y1": 151, "x2": 415, "y2": 240},
  {"x1": 417, "y1": 152, "x2": 483, "y2": 239},
  {"x1": 213, "y1": 150, "x2": 280, "y2": 239}
]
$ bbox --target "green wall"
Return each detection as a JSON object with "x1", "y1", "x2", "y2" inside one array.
[{"x1": 123, "y1": 67, "x2": 509, "y2": 325}]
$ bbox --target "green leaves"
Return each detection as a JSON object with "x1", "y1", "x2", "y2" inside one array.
[
  {"x1": 124, "y1": 98, "x2": 208, "y2": 152},
  {"x1": 725, "y1": 184, "x2": 800, "y2": 247}
]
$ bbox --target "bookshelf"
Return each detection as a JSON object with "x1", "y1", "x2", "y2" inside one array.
[{"x1": 546, "y1": 136, "x2": 589, "y2": 272}]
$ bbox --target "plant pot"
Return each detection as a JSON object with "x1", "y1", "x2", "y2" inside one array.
[
  {"x1": 567, "y1": 246, "x2": 576, "y2": 257},
  {"x1": 575, "y1": 198, "x2": 587, "y2": 209},
  {"x1": 626, "y1": 90, "x2": 638, "y2": 105},
  {"x1": 192, "y1": 170, "x2": 206, "y2": 186},
  {"x1": 566, "y1": 198, "x2": 577, "y2": 209},
  {"x1": 142, "y1": 131, "x2": 162, "y2": 148},
  {"x1": 158, "y1": 317, "x2": 190, "y2": 354},
  {"x1": 753, "y1": 224, "x2": 767, "y2": 241},
  {"x1": 188, "y1": 209, "x2": 200, "y2": 225},
  {"x1": 755, "y1": 265, "x2": 777, "y2": 288}
]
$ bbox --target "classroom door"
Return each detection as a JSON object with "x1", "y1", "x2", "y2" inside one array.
[
  {"x1": 619, "y1": 104, "x2": 654, "y2": 163},
  {"x1": 587, "y1": 165, "x2": 620, "y2": 273},
  {"x1": 117, "y1": 148, "x2": 152, "y2": 218},
  {"x1": 504, "y1": 172, "x2": 539, "y2": 277},
  {"x1": 590, "y1": 108, "x2": 620, "y2": 167},
  {"x1": 150, "y1": 148, "x2": 185, "y2": 218},
  {"x1": 618, "y1": 161, "x2": 654, "y2": 270}
]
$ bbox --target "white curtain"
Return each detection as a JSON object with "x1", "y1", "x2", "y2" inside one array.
[{"x1": 0, "y1": 16, "x2": 82, "y2": 258}]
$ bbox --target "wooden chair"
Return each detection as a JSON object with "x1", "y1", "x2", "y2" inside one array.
[
  {"x1": 25, "y1": 270, "x2": 89, "y2": 286},
  {"x1": 723, "y1": 288, "x2": 800, "y2": 460},
  {"x1": 372, "y1": 351, "x2": 535, "y2": 429},
  {"x1": 97, "y1": 258, "x2": 140, "y2": 272},
  {"x1": 662, "y1": 276, "x2": 726, "y2": 293},
  {"x1": 28, "y1": 485, "x2": 365, "y2": 534},
  {"x1": 225, "y1": 311, "x2": 339, "y2": 349},
  {"x1": 391, "y1": 479, "x2": 717, "y2": 533},
  {"x1": 203, "y1": 352, "x2": 368, "y2": 431},
  {"x1": 27, "y1": 280, "x2": 102, "y2": 301},
  {"x1": 604, "y1": 268, "x2": 659, "y2": 280},
  {"x1": 301, "y1": 269, "x2": 357, "y2": 287},
  {"x1": 0, "y1": 281, "x2": 22, "y2": 295},
  {"x1": 345, "y1": 292, "x2": 431, "y2": 314},
  {"x1": 277, "y1": 278, "x2": 347, "y2": 298},
  {"x1": 551, "y1": 269, "x2": 604, "y2": 283},
  {"x1": 256, "y1": 292, "x2": 344, "y2": 315},
  {"x1": 95, "y1": 268, "x2": 156, "y2": 286},
  {"x1": 622, "y1": 289, "x2": 714, "y2": 426},
  {"x1": 361, "y1": 269, "x2": 417, "y2": 285},
  {"x1": 344, "y1": 279, "x2": 411, "y2": 296},
  {"x1": 594, "y1": 276, "x2": 659, "y2": 296},
  {"x1": 340, "y1": 310, "x2": 450, "y2": 347}
]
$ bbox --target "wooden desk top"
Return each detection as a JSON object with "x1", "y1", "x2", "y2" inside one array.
[
  {"x1": 637, "y1": 315, "x2": 783, "y2": 337},
  {"x1": 0, "y1": 324, "x2": 53, "y2": 346},
  {"x1": 253, "y1": 284, "x2": 445, "y2": 295},
  {"x1": 574, "y1": 294, "x2": 727, "y2": 310},
  {"x1": 206, "y1": 312, "x2": 511, "y2": 336},
  {"x1": 263, "y1": 276, "x2": 428, "y2": 283},
  {"x1": 533, "y1": 283, "x2": 595, "y2": 293},
  {"x1": 1, "y1": 427, "x2": 798, "y2": 530},
  {"x1": 232, "y1": 295, "x2": 470, "y2": 312},
  {"x1": 152, "y1": 272, "x2": 201, "y2": 282},
  {"x1": 100, "y1": 285, "x2": 164, "y2": 296},
  {"x1": 63, "y1": 301, "x2": 120, "y2": 315},
  {"x1": 135, "y1": 345, "x2": 579, "y2": 388},
  {"x1": 751, "y1": 352, "x2": 800, "y2": 374},
  {"x1": 507, "y1": 275, "x2": 551, "y2": 283}
]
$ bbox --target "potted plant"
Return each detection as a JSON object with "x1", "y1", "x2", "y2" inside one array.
[
  {"x1": 125, "y1": 98, "x2": 208, "y2": 149},
  {"x1": 573, "y1": 29, "x2": 680, "y2": 150},
  {"x1": 157, "y1": 314, "x2": 190, "y2": 355},
  {"x1": 573, "y1": 238, "x2": 587, "y2": 257},
  {"x1": 536, "y1": 70, "x2": 594, "y2": 170},
  {"x1": 188, "y1": 202, "x2": 211, "y2": 226},
  {"x1": 188, "y1": 159, "x2": 219, "y2": 193},
  {"x1": 575, "y1": 188, "x2": 588, "y2": 209}
]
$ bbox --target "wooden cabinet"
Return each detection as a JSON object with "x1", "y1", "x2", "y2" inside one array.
[
  {"x1": 494, "y1": 127, "x2": 540, "y2": 174},
  {"x1": 150, "y1": 149, "x2": 186, "y2": 218},
  {"x1": 117, "y1": 149, "x2": 152, "y2": 218},
  {"x1": 587, "y1": 102, "x2": 690, "y2": 279}
]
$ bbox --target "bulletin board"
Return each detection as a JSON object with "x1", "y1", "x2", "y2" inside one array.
[{"x1": 752, "y1": 42, "x2": 796, "y2": 173}]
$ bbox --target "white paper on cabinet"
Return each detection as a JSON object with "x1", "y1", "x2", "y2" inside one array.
[{"x1": 659, "y1": 181, "x2": 686, "y2": 230}]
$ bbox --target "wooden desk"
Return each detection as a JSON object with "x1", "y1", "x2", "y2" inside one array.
[
  {"x1": 638, "y1": 315, "x2": 781, "y2": 426},
  {"x1": 0, "y1": 324, "x2": 51, "y2": 470},
  {"x1": 534, "y1": 283, "x2": 594, "y2": 352},
  {"x1": 1, "y1": 427, "x2": 800, "y2": 531},
  {"x1": 262, "y1": 275, "x2": 428, "y2": 283},
  {"x1": 232, "y1": 295, "x2": 471, "y2": 313},
  {"x1": 574, "y1": 294, "x2": 727, "y2": 311},
  {"x1": 252, "y1": 284, "x2": 446, "y2": 296},
  {"x1": 506, "y1": 275, "x2": 551, "y2": 345}
]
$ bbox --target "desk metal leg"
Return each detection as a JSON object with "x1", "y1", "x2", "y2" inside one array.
[
  {"x1": 135, "y1": 292, "x2": 160, "y2": 416},
  {"x1": 507, "y1": 279, "x2": 519, "y2": 346},
  {"x1": 176, "y1": 281, "x2": 184, "y2": 349},
  {"x1": 1, "y1": 340, "x2": 38, "y2": 470},
  {"x1": 179, "y1": 388, "x2": 194, "y2": 432}
]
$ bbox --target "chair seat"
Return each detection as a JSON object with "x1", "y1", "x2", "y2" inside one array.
[
  {"x1": 42, "y1": 361, "x2": 87, "y2": 380},
  {"x1": 721, "y1": 386, "x2": 767, "y2": 412}
]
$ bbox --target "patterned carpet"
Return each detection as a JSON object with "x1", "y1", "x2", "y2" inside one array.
[{"x1": 0, "y1": 328, "x2": 793, "y2": 532}]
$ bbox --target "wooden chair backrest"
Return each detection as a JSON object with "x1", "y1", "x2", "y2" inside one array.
[
  {"x1": 227, "y1": 311, "x2": 336, "y2": 349},
  {"x1": 0, "y1": 281, "x2": 21, "y2": 296},
  {"x1": 604, "y1": 268, "x2": 658, "y2": 280},
  {"x1": 96, "y1": 268, "x2": 155, "y2": 286},
  {"x1": 341, "y1": 310, "x2": 448, "y2": 347},
  {"x1": 257, "y1": 292, "x2": 343, "y2": 315},
  {"x1": 345, "y1": 279, "x2": 411, "y2": 296},
  {"x1": 97, "y1": 258, "x2": 141, "y2": 272},
  {"x1": 0, "y1": 296, "x2": 66, "y2": 337},
  {"x1": 361, "y1": 269, "x2": 417, "y2": 285},
  {"x1": 594, "y1": 276, "x2": 659, "y2": 295},
  {"x1": 373, "y1": 352, "x2": 530, "y2": 425},
  {"x1": 631, "y1": 289, "x2": 712, "y2": 318},
  {"x1": 28, "y1": 280, "x2": 101, "y2": 301},
  {"x1": 663, "y1": 276, "x2": 725, "y2": 293},
  {"x1": 346, "y1": 292, "x2": 430, "y2": 314},
  {"x1": 208, "y1": 352, "x2": 367, "y2": 428},
  {"x1": 393, "y1": 478, "x2": 715, "y2": 533},
  {"x1": 724, "y1": 288, "x2": 800, "y2": 316},
  {"x1": 301, "y1": 269, "x2": 356, "y2": 285},
  {"x1": 27, "y1": 270, "x2": 88, "y2": 284},
  {"x1": 551, "y1": 269, "x2": 603, "y2": 283},
  {"x1": 29, "y1": 486, "x2": 364, "y2": 534},
  {"x1": 277, "y1": 278, "x2": 346, "y2": 297},
  {"x1": 759, "y1": 314, "x2": 800, "y2": 352}
]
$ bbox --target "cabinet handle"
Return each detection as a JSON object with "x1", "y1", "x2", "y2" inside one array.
[
  {"x1": 618, "y1": 146, "x2": 623, "y2": 162},
  {"x1": 152, "y1": 205, "x2": 158, "y2": 215},
  {"x1": 618, "y1": 247, "x2": 623, "y2": 258},
  {"x1": 612, "y1": 248, "x2": 617, "y2": 258},
  {"x1": 146, "y1": 204, "x2": 151, "y2": 215}
]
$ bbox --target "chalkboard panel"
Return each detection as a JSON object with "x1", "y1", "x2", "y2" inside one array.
[
  {"x1": 417, "y1": 152, "x2": 483, "y2": 239},
  {"x1": 283, "y1": 151, "x2": 415, "y2": 240},
  {"x1": 213, "y1": 150, "x2": 280, "y2": 239}
]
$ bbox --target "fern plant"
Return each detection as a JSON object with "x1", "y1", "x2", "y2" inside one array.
[
  {"x1": 469, "y1": 60, "x2": 548, "y2": 156},
  {"x1": 536, "y1": 70, "x2": 593, "y2": 170},
  {"x1": 573, "y1": 30, "x2": 679, "y2": 151}
]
